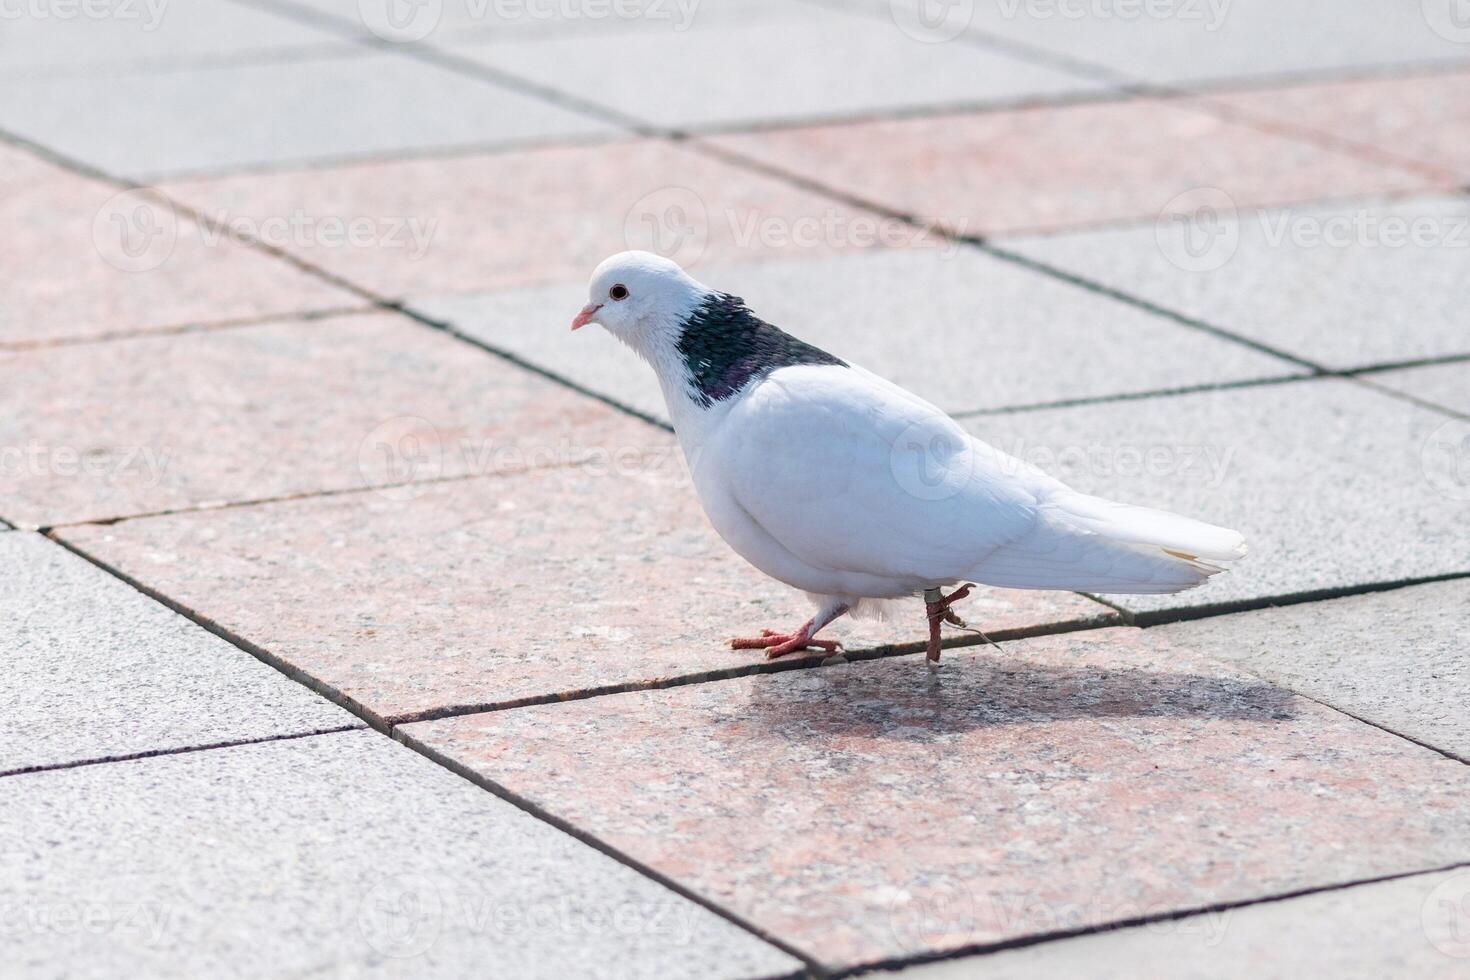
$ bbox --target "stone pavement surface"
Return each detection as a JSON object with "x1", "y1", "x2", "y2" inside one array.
[{"x1": 3, "y1": 1, "x2": 1468, "y2": 977}]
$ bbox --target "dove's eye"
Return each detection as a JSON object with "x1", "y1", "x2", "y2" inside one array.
[{"x1": 609, "y1": 284, "x2": 629, "y2": 301}]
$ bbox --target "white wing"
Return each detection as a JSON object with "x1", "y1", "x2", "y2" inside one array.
[{"x1": 703, "y1": 364, "x2": 1045, "y2": 586}]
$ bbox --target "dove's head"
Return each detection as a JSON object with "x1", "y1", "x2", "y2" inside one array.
[{"x1": 572, "y1": 251, "x2": 707, "y2": 353}]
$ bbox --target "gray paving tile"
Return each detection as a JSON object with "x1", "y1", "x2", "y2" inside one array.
[
  {"x1": 289, "y1": 0, "x2": 789, "y2": 41},
  {"x1": 957, "y1": 378, "x2": 1470, "y2": 618},
  {"x1": 0, "y1": 532, "x2": 354, "y2": 774},
  {"x1": 413, "y1": 248, "x2": 1300, "y2": 422},
  {"x1": 1002, "y1": 194, "x2": 1470, "y2": 370},
  {"x1": 0, "y1": 51, "x2": 616, "y2": 180},
  {"x1": 1153, "y1": 580, "x2": 1470, "y2": 760},
  {"x1": 1373, "y1": 361, "x2": 1470, "y2": 417},
  {"x1": 867, "y1": 868, "x2": 1470, "y2": 979},
  {"x1": 0, "y1": 730, "x2": 800, "y2": 978},
  {"x1": 0, "y1": 0, "x2": 347, "y2": 77},
  {"x1": 894, "y1": 0, "x2": 1470, "y2": 85},
  {"x1": 452, "y1": 8, "x2": 1103, "y2": 129}
]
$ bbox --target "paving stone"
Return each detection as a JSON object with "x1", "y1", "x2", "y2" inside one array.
[
  {"x1": 0, "y1": 730, "x2": 800, "y2": 978},
  {"x1": 865, "y1": 868, "x2": 1470, "y2": 978},
  {"x1": 0, "y1": 0, "x2": 347, "y2": 77},
  {"x1": 55, "y1": 462, "x2": 1113, "y2": 723},
  {"x1": 1373, "y1": 361, "x2": 1470, "y2": 416},
  {"x1": 1205, "y1": 70, "x2": 1470, "y2": 180},
  {"x1": 893, "y1": 0, "x2": 1470, "y2": 86},
  {"x1": 1002, "y1": 193, "x2": 1470, "y2": 369},
  {"x1": 955, "y1": 378, "x2": 1470, "y2": 617},
  {"x1": 0, "y1": 313, "x2": 657, "y2": 527},
  {"x1": 454, "y1": 10, "x2": 1102, "y2": 130},
  {"x1": 401, "y1": 628, "x2": 1470, "y2": 971},
  {"x1": 0, "y1": 532, "x2": 355, "y2": 774},
  {"x1": 162, "y1": 139, "x2": 880, "y2": 299},
  {"x1": 414, "y1": 248, "x2": 1302, "y2": 423},
  {"x1": 0, "y1": 51, "x2": 614, "y2": 181},
  {"x1": 0, "y1": 144, "x2": 359, "y2": 347},
  {"x1": 705, "y1": 97, "x2": 1439, "y2": 237},
  {"x1": 1150, "y1": 580, "x2": 1470, "y2": 761}
]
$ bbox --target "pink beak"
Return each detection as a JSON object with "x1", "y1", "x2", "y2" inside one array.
[{"x1": 571, "y1": 303, "x2": 602, "y2": 331}]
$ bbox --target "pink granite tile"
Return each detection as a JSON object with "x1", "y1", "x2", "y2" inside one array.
[
  {"x1": 160, "y1": 139, "x2": 892, "y2": 301},
  {"x1": 403, "y1": 629, "x2": 1470, "y2": 970},
  {"x1": 1206, "y1": 70, "x2": 1470, "y2": 181},
  {"x1": 705, "y1": 97, "x2": 1449, "y2": 236},
  {"x1": 55, "y1": 465, "x2": 1111, "y2": 723},
  {"x1": 0, "y1": 144, "x2": 359, "y2": 347},
  {"x1": 0, "y1": 313, "x2": 658, "y2": 526}
]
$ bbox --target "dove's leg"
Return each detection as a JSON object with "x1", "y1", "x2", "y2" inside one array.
[
  {"x1": 730, "y1": 601, "x2": 850, "y2": 659},
  {"x1": 924, "y1": 584, "x2": 974, "y2": 663}
]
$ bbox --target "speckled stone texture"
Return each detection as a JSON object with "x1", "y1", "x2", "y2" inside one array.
[
  {"x1": 867, "y1": 868, "x2": 1470, "y2": 979},
  {"x1": 0, "y1": 145, "x2": 357, "y2": 347},
  {"x1": 1002, "y1": 193, "x2": 1470, "y2": 369},
  {"x1": 162, "y1": 139, "x2": 882, "y2": 300},
  {"x1": 413, "y1": 248, "x2": 1301, "y2": 423},
  {"x1": 0, "y1": 312, "x2": 657, "y2": 527},
  {"x1": 1207, "y1": 71, "x2": 1470, "y2": 180},
  {"x1": 402, "y1": 629, "x2": 1470, "y2": 971},
  {"x1": 454, "y1": 9, "x2": 1101, "y2": 129},
  {"x1": 705, "y1": 98, "x2": 1441, "y2": 236},
  {"x1": 1373, "y1": 361, "x2": 1470, "y2": 417},
  {"x1": 0, "y1": 731, "x2": 800, "y2": 979},
  {"x1": 958, "y1": 379, "x2": 1470, "y2": 617},
  {"x1": 55, "y1": 463, "x2": 1112, "y2": 723},
  {"x1": 0, "y1": 52, "x2": 614, "y2": 181},
  {"x1": 0, "y1": 533, "x2": 354, "y2": 774},
  {"x1": 1152, "y1": 580, "x2": 1470, "y2": 760},
  {"x1": 931, "y1": 0, "x2": 1470, "y2": 85},
  {"x1": 0, "y1": 0, "x2": 346, "y2": 76}
]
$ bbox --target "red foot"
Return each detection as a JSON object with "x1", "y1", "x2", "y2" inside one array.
[
  {"x1": 730, "y1": 629, "x2": 841, "y2": 659},
  {"x1": 925, "y1": 584, "x2": 974, "y2": 663}
]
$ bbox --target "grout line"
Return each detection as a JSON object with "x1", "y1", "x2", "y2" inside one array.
[
  {"x1": 384, "y1": 610, "x2": 1122, "y2": 728},
  {"x1": 834, "y1": 859, "x2": 1470, "y2": 978},
  {"x1": 0, "y1": 40, "x2": 369, "y2": 82},
  {"x1": 951, "y1": 373, "x2": 1313, "y2": 419},
  {"x1": 1347, "y1": 373, "x2": 1470, "y2": 422},
  {"x1": 0, "y1": 305, "x2": 376, "y2": 353},
  {"x1": 0, "y1": 726, "x2": 365, "y2": 780}
]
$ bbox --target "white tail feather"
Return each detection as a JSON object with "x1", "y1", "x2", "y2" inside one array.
[{"x1": 968, "y1": 491, "x2": 1245, "y2": 595}]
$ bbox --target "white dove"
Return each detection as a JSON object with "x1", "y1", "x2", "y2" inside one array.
[{"x1": 572, "y1": 251, "x2": 1246, "y2": 661}]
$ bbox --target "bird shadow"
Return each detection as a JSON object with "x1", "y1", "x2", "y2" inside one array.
[{"x1": 742, "y1": 656, "x2": 1298, "y2": 742}]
